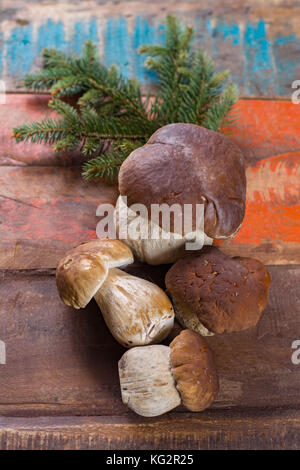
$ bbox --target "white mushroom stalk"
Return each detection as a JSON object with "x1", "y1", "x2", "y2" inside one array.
[
  {"x1": 56, "y1": 239, "x2": 175, "y2": 348},
  {"x1": 114, "y1": 195, "x2": 213, "y2": 265},
  {"x1": 94, "y1": 268, "x2": 174, "y2": 347}
]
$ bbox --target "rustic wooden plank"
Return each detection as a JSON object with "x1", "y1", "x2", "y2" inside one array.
[
  {"x1": 0, "y1": 265, "x2": 299, "y2": 417},
  {"x1": 2, "y1": 95, "x2": 300, "y2": 165},
  {"x1": 0, "y1": 94, "x2": 85, "y2": 166},
  {"x1": 1, "y1": 95, "x2": 299, "y2": 267},
  {"x1": 1, "y1": 154, "x2": 298, "y2": 268},
  {"x1": 0, "y1": 166, "x2": 118, "y2": 269},
  {"x1": 1, "y1": 0, "x2": 300, "y2": 96},
  {"x1": 231, "y1": 100, "x2": 300, "y2": 162},
  {"x1": 217, "y1": 152, "x2": 300, "y2": 264},
  {"x1": 1, "y1": 408, "x2": 300, "y2": 450}
]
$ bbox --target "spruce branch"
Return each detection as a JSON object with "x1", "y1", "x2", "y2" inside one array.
[
  {"x1": 82, "y1": 150, "x2": 128, "y2": 182},
  {"x1": 13, "y1": 15, "x2": 239, "y2": 182}
]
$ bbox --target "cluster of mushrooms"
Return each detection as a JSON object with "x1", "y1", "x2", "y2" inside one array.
[{"x1": 56, "y1": 124, "x2": 271, "y2": 417}]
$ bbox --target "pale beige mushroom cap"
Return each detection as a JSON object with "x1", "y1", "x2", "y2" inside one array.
[
  {"x1": 56, "y1": 239, "x2": 134, "y2": 309},
  {"x1": 94, "y1": 268, "x2": 174, "y2": 347},
  {"x1": 119, "y1": 345, "x2": 181, "y2": 417}
]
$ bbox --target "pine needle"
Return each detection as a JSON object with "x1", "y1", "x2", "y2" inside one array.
[{"x1": 12, "y1": 15, "x2": 239, "y2": 182}]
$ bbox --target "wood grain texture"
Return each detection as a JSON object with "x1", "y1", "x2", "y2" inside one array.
[
  {"x1": 0, "y1": 265, "x2": 299, "y2": 419},
  {"x1": 1, "y1": 0, "x2": 300, "y2": 96},
  {"x1": 217, "y1": 152, "x2": 300, "y2": 264},
  {"x1": 0, "y1": 166, "x2": 118, "y2": 268},
  {"x1": 1, "y1": 409, "x2": 300, "y2": 450},
  {"x1": 0, "y1": 95, "x2": 299, "y2": 268},
  {"x1": 0, "y1": 92, "x2": 299, "y2": 448},
  {"x1": 2, "y1": 95, "x2": 300, "y2": 165}
]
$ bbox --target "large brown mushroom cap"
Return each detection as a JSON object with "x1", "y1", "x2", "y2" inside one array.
[
  {"x1": 56, "y1": 239, "x2": 134, "y2": 309},
  {"x1": 118, "y1": 123, "x2": 246, "y2": 239},
  {"x1": 170, "y1": 330, "x2": 219, "y2": 412},
  {"x1": 165, "y1": 246, "x2": 271, "y2": 334}
]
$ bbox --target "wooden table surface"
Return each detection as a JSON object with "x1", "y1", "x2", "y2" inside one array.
[
  {"x1": 0, "y1": 94, "x2": 299, "y2": 450},
  {"x1": 1, "y1": 0, "x2": 300, "y2": 451}
]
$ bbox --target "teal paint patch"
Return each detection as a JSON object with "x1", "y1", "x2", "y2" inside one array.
[
  {"x1": 6, "y1": 25, "x2": 34, "y2": 76},
  {"x1": 131, "y1": 16, "x2": 165, "y2": 83},
  {"x1": 272, "y1": 33, "x2": 300, "y2": 95},
  {"x1": 244, "y1": 20, "x2": 271, "y2": 72},
  {"x1": 2, "y1": 14, "x2": 300, "y2": 96},
  {"x1": 0, "y1": 33, "x2": 3, "y2": 75},
  {"x1": 210, "y1": 21, "x2": 242, "y2": 91},
  {"x1": 72, "y1": 19, "x2": 99, "y2": 55},
  {"x1": 37, "y1": 19, "x2": 66, "y2": 53},
  {"x1": 274, "y1": 34, "x2": 296, "y2": 46},
  {"x1": 215, "y1": 22, "x2": 240, "y2": 46},
  {"x1": 243, "y1": 20, "x2": 276, "y2": 95},
  {"x1": 104, "y1": 18, "x2": 130, "y2": 77}
]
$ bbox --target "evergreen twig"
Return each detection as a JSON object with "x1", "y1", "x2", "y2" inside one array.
[{"x1": 13, "y1": 15, "x2": 238, "y2": 183}]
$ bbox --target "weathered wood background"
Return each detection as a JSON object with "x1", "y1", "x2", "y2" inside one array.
[
  {"x1": 1, "y1": 0, "x2": 300, "y2": 96},
  {"x1": 0, "y1": 0, "x2": 300, "y2": 451}
]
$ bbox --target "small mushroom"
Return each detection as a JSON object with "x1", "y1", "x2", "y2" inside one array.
[
  {"x1": 56, "y1": 239, "x2": 175, "y2": 347},
  {"x1": 117, "y1": 123, "x2": 246, "y2": 264},
  {"x1": 118, "y1": 330, "x2": 219, "y2": 417},
  {"x1": 165, "y1": 246, "x2": 271, "y2": 335}
]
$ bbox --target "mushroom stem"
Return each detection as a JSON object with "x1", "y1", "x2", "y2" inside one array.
[
  {"x1": 94, "y1": 268, "x2": 174, "y2": 348},
  {"x1": 119, "y1": 345, "x2": 181, "y2": 417}
]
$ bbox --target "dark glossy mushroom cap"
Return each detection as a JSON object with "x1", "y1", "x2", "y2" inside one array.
[{"x1": 118, "y1": 123, "x2": 246, "y2": 238}]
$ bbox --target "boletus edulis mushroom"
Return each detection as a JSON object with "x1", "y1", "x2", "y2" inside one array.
[
  {"x1": 116, "y1": 123, "x2": 246, "y2": 265},
  {"x1": 56, "y1": 239, "x2": 175, "y2": 347},
  {"x1": 165, "y1": 246, "x2": 271, "y2": 335},
  {"x1": 118, "y1": 329, "x2": 219, "y2": 417}
]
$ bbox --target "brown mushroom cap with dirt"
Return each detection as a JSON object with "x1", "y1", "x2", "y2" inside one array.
[{"x1": 165, "y1": 246, "x2": 271, "y2": 336}]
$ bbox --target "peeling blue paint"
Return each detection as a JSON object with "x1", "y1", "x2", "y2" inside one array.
[
  {"x1": 1, "y1": 16, "x2": 300, "y2": 96},
  {"x1": 244, "y1": 20, "x2": 272, "y2": 72},
  {"x1": 215, "y1": 22, "x2": 240, "y2": 46},
  {"x1": 131, "y1": 16, "x2": 165, "y2": 83},
  {"x1": 0, "y1": 33, "x2": 3, "y2": 76},
  {"x1": 274, "y1": 34, "x2": 297, "y2": 46},
  {"x1": 6, "y1": 25, "x2": 34, "y2": 76},
  {"x1": 37, "y1": 19, "x2": 66, "y2": 53},
  {"x1": 243, "y1": 20, "x2": 276, "y2": 95},
  {"x1": 104, "y1": 18, "x2": 130, "y2": 77},
  {"x1": 272, "y1": 34, "x2": 300, "y2": 95},
  {"x1": 72, "y1": 19, "x2": 99, "y2": 55}
]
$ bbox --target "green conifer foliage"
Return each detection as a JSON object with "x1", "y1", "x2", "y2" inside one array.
[{"x1": 13, "y1": 15, "x2": 238, "y2": 183}]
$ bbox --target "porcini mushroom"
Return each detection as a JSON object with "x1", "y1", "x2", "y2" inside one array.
[
  {"x1": 116, "y1": 123, "x2": 246, "y2": 265},
  {"x1": 165, "y1": 246, "x2": 271, "y2": 335},
  {"x1": 118, "y1": 329, "x2": 219, "y2": 417},
  {"x1": 56, "y1": 239, "x2": 175, "y2": 347}
]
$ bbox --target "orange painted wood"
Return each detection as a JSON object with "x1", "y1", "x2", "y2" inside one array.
[
  {"x1": 0, "y1": 94, "x2": 300, "y2": 449},
  {"x1": 216, "y1": 152, "x2": 300, "y2": 264},
  {"x1": 2, "y1": 95, "x2": 300, "y2": 164},
  {"x1": 230, "y1": 99, "x2": 300, "y2": 162},
  {"x1": 0, "y1": 94, "x2": 299, "y2": 266}
]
